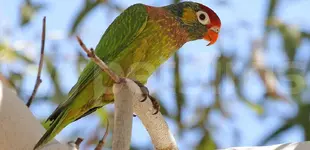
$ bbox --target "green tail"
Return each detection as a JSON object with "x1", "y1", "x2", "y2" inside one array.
[
  {"x1": 34, "y1": 111, "x2": 68, "y2": 150},
  {"x1": 33, "y1": 104, "x2": 103, "y2": 150}
]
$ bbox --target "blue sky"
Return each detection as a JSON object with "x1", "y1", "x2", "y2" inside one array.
[{"x1": 1, "y1": 0, "x2": 310, "y2": 149}]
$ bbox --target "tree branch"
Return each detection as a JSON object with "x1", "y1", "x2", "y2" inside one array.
[
  {"x1": 76, "y1": 36, "x2": 178, "y2": 150},
  {"x1": 94, "y1": 119, "x2": 109, "y2": 150},
  {"x1": 129, "y1": 80, "x2": 178, "y2": 150},
  {"x1": 75, "y1": 36, "x2": 121, "y2": 83},
  {"x1": 26, "y1": 16, "x2": 46, "y2": 107},
  {"x1": 112, "y1": 80, "x2": 133, "y2": 150},
  {"x1": 0, "y1": 81, "x2": 76, "y2": 150}
]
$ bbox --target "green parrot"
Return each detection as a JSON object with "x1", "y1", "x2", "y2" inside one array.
[{"x1": 34, "y1": 1, "x2": 221, "y2": 149}]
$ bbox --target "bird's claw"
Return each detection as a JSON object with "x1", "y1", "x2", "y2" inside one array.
[
  {"x1": 148, "y1": 95, "x2": 160, "y2": 115},
  {"x1": 133, "y1": 80, "x2": 160, "y2": 115}
]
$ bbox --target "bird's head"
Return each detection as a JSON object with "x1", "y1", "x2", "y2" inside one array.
[{"x1": 167, "y1": 2, "x2": 221, "y2": 46}]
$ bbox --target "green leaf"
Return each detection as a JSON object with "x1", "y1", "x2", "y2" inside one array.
[
  {"x1": 258, "y1": 119, "x2": 295, "y2": 145},
  {"x1": 0, "y1": 43, "x2": 18, "y2": 62},
  {"x1": 19, "y1": 0, "x2": 43, "y2": 26},
  {"x1": 264, "y1": 0, "x2": 279, "y2": 33},
  {"x1": 286, "y1": 67, "x2": 306, "y2": 99},
  {"x1": 229, "y1": 68, "x2": 264, "y2": 115},
  {"x1": 297, "y1": 104, "x2": 310, "y2": 140},
  {"x1": 95, "y1": 107, "x2": 109, "y2": 127},
  {"x1": 278, "y1": 23, "x2": 301, "y2": 62},
  {"x1": 14, "y1": 51, "x2": 35, "y2": 64},
  {"x1": 69, "y1": 0, "x2": 105, "y2": 35},
  {"x1": 301, "y1": 31, "x2": 310, "y2": 39},
  {"x1": 196, "y1": 130, "x2": 217, "y2": 150},
  {"x1": 173, "y1": 52, "x2": 185, "y2": 130},
  {"x1": 7, "y1": 72, "x2": 23, "y2": 93},
  {"x1": 45, "y1": 57, "x2": 66, "y2": 103}
]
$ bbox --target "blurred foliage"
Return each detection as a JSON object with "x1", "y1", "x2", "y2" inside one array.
[
  {"x1": 70, "y1": 0, "x2": 105, "y2": 35},
  {"x1": 19, "y1": 0, "x2": 44, "y2": 26},
  {"x1": 1, "y1": 0, "x2": 310, "y2": 149}
]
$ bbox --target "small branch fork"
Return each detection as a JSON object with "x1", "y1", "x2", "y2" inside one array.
[
  {"x1": 75, "y1": 36, "x2": 176, "y2": 150},
  {"x1": 73, "y1": 118, "x2": 110, "y2": 149},
  {"x1": 26, "y1": 16, "x2": 46, "y2": 107},
  {"x1": 76, "y1": 36, "x2": 121, "y2": 83},
  {"x1": 95, "y1": 119, "x2": 109, "y2": 150}
]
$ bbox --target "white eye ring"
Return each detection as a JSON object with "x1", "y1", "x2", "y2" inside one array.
[{"x1": 196, "y1": 11, "x2": 210, "y2": 25}]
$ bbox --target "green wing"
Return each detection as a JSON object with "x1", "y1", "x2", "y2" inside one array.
[
  {"x1": 70, "y1": 3, "x2": 148, "y2": 98},
  {"x1": 45, "y1": 3, "x2": 148, "y2": 123},
  {"x1": 72, "y1": 4, "x2": 148, "y2": 99}
]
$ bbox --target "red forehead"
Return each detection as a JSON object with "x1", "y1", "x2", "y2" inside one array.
[{"x1": 199, "y1": 4, "x2": 221, "y2": 27}]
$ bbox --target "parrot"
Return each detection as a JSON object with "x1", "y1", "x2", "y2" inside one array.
[{"x1": 34, "y1": 1, "x2": 221, "y2": 149}]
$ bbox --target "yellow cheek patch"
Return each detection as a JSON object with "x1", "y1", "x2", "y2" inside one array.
[{"x1": 182, "y1": 8, "x2": 197, "y2": 25}]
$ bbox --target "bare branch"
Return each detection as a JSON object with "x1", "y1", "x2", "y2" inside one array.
[
  {"x1": 252, "y1": 39, "x2": 288, "y2": 102},
  {"x1": 117, "y1": 79, "x2": 178, "y2": 150},
  {"x1": 74, "y1": 137, "x2": 84, "y2": 149},
  {"x1": 76, "y1": 36, "x2": 176, "y2": 150},
  {"x1": 26, "y1": 16, "x2": 46, "y2": 107},
  {"x1": 94, "y1": 119, "x2": 109, "y2": 150},
  {"x1": 112, "y1": 80, "x2": 133, "y2": 150},
  {"x1": 75, "y1": 36, "x2": 121, "y2": 83}
]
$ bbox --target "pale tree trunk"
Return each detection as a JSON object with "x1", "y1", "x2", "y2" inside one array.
[
  {"x1": 0, "y1": 81, "x2": 76, "y2": 150},
  {"x1": 1, "y1": 80, "x2": 310, "y2": 150}
]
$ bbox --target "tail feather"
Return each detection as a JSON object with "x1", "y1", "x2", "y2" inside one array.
[
  {"x1": 34, "y1": 97, "x2": 110, "y2": 149},
  {"x1": 34, "y1": 106, "x2": 102, "y2": 149},
  {"x1": 34, "y1": 111, "x2": 68, "y2": 150}
]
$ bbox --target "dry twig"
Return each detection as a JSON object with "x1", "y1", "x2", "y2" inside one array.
[
  {"x1": 26, "y1": 16, "x2": 46, "y2": 107},
  {"x1": 74, "y1": 137, "x2": 84, "y2": 149},
  {"x1": 76, "y1": 36, "x2": 121, "y2": 83},
  {"x1": 94, "y1": 119, "x2": 109, "y2": 150},
  {"x1": 252, "y1": 40, "x2": 287, "y2": 101}
]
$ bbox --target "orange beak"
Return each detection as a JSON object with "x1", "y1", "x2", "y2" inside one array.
[{"x1": 204, "y1": 28, "x2": 219, "y2": 46}]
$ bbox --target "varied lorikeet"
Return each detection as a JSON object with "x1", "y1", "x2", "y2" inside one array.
[{"x1": 34, "y1": 1, "x2": 221, "y2": 149}]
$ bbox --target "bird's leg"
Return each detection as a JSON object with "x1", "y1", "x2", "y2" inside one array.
[
  {"x1": 133, "y1": 80, "x2": 149, "y2": 102},
  {"x1": 133, "y1": 80, "x2": 160, "y2": 115}
]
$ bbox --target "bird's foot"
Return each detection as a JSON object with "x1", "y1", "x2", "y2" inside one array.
[{"x1": 133, "y1": 80, "x2": 160, "y2": 115}]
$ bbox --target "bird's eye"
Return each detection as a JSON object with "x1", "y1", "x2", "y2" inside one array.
[{"x1": 196, "y1": 11, "x2": 210, "y2": 25}]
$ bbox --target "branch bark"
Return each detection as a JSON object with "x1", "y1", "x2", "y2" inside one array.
[
  {"x1": 127, "y1": 80, "x2": 178, "y2": 150},
  {"x1": 94, "y1": 119, "x2": 109, "y2": 150},
  {"x1": 112, "y1": 79, "x2": 134, "y2": 150},
  {"x1": 112, "y1": 79, "x2": 179, "y2": 150},
  {"x1": 26, "y1": 16, "x2": 46, "y2": 107},
  {"x1": 0, "y1": 81, "x2": 77, "y2": 150}
]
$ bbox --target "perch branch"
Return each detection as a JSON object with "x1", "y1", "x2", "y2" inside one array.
[
  {"x1": 94, "y1": 119, "x2": 109, "y2": 150},
  {"x1": 76, "y1": 36, "x2": 177, "y2": 150},
  {"x1": 112, "y1": 80, "x2": 133, "y2": 150},
  {"x1": 128, "y1": 79, "x2": 178, "y2": 150},
  {"x1": 27, "y1": 16, "x2": 46, "y2": 107},
  {"x1": 76, "y1": 36, "x2": 121, "y2": 83},
  {"x1": 76, "y1": 36, "x2": 132, "y2": 150}
]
